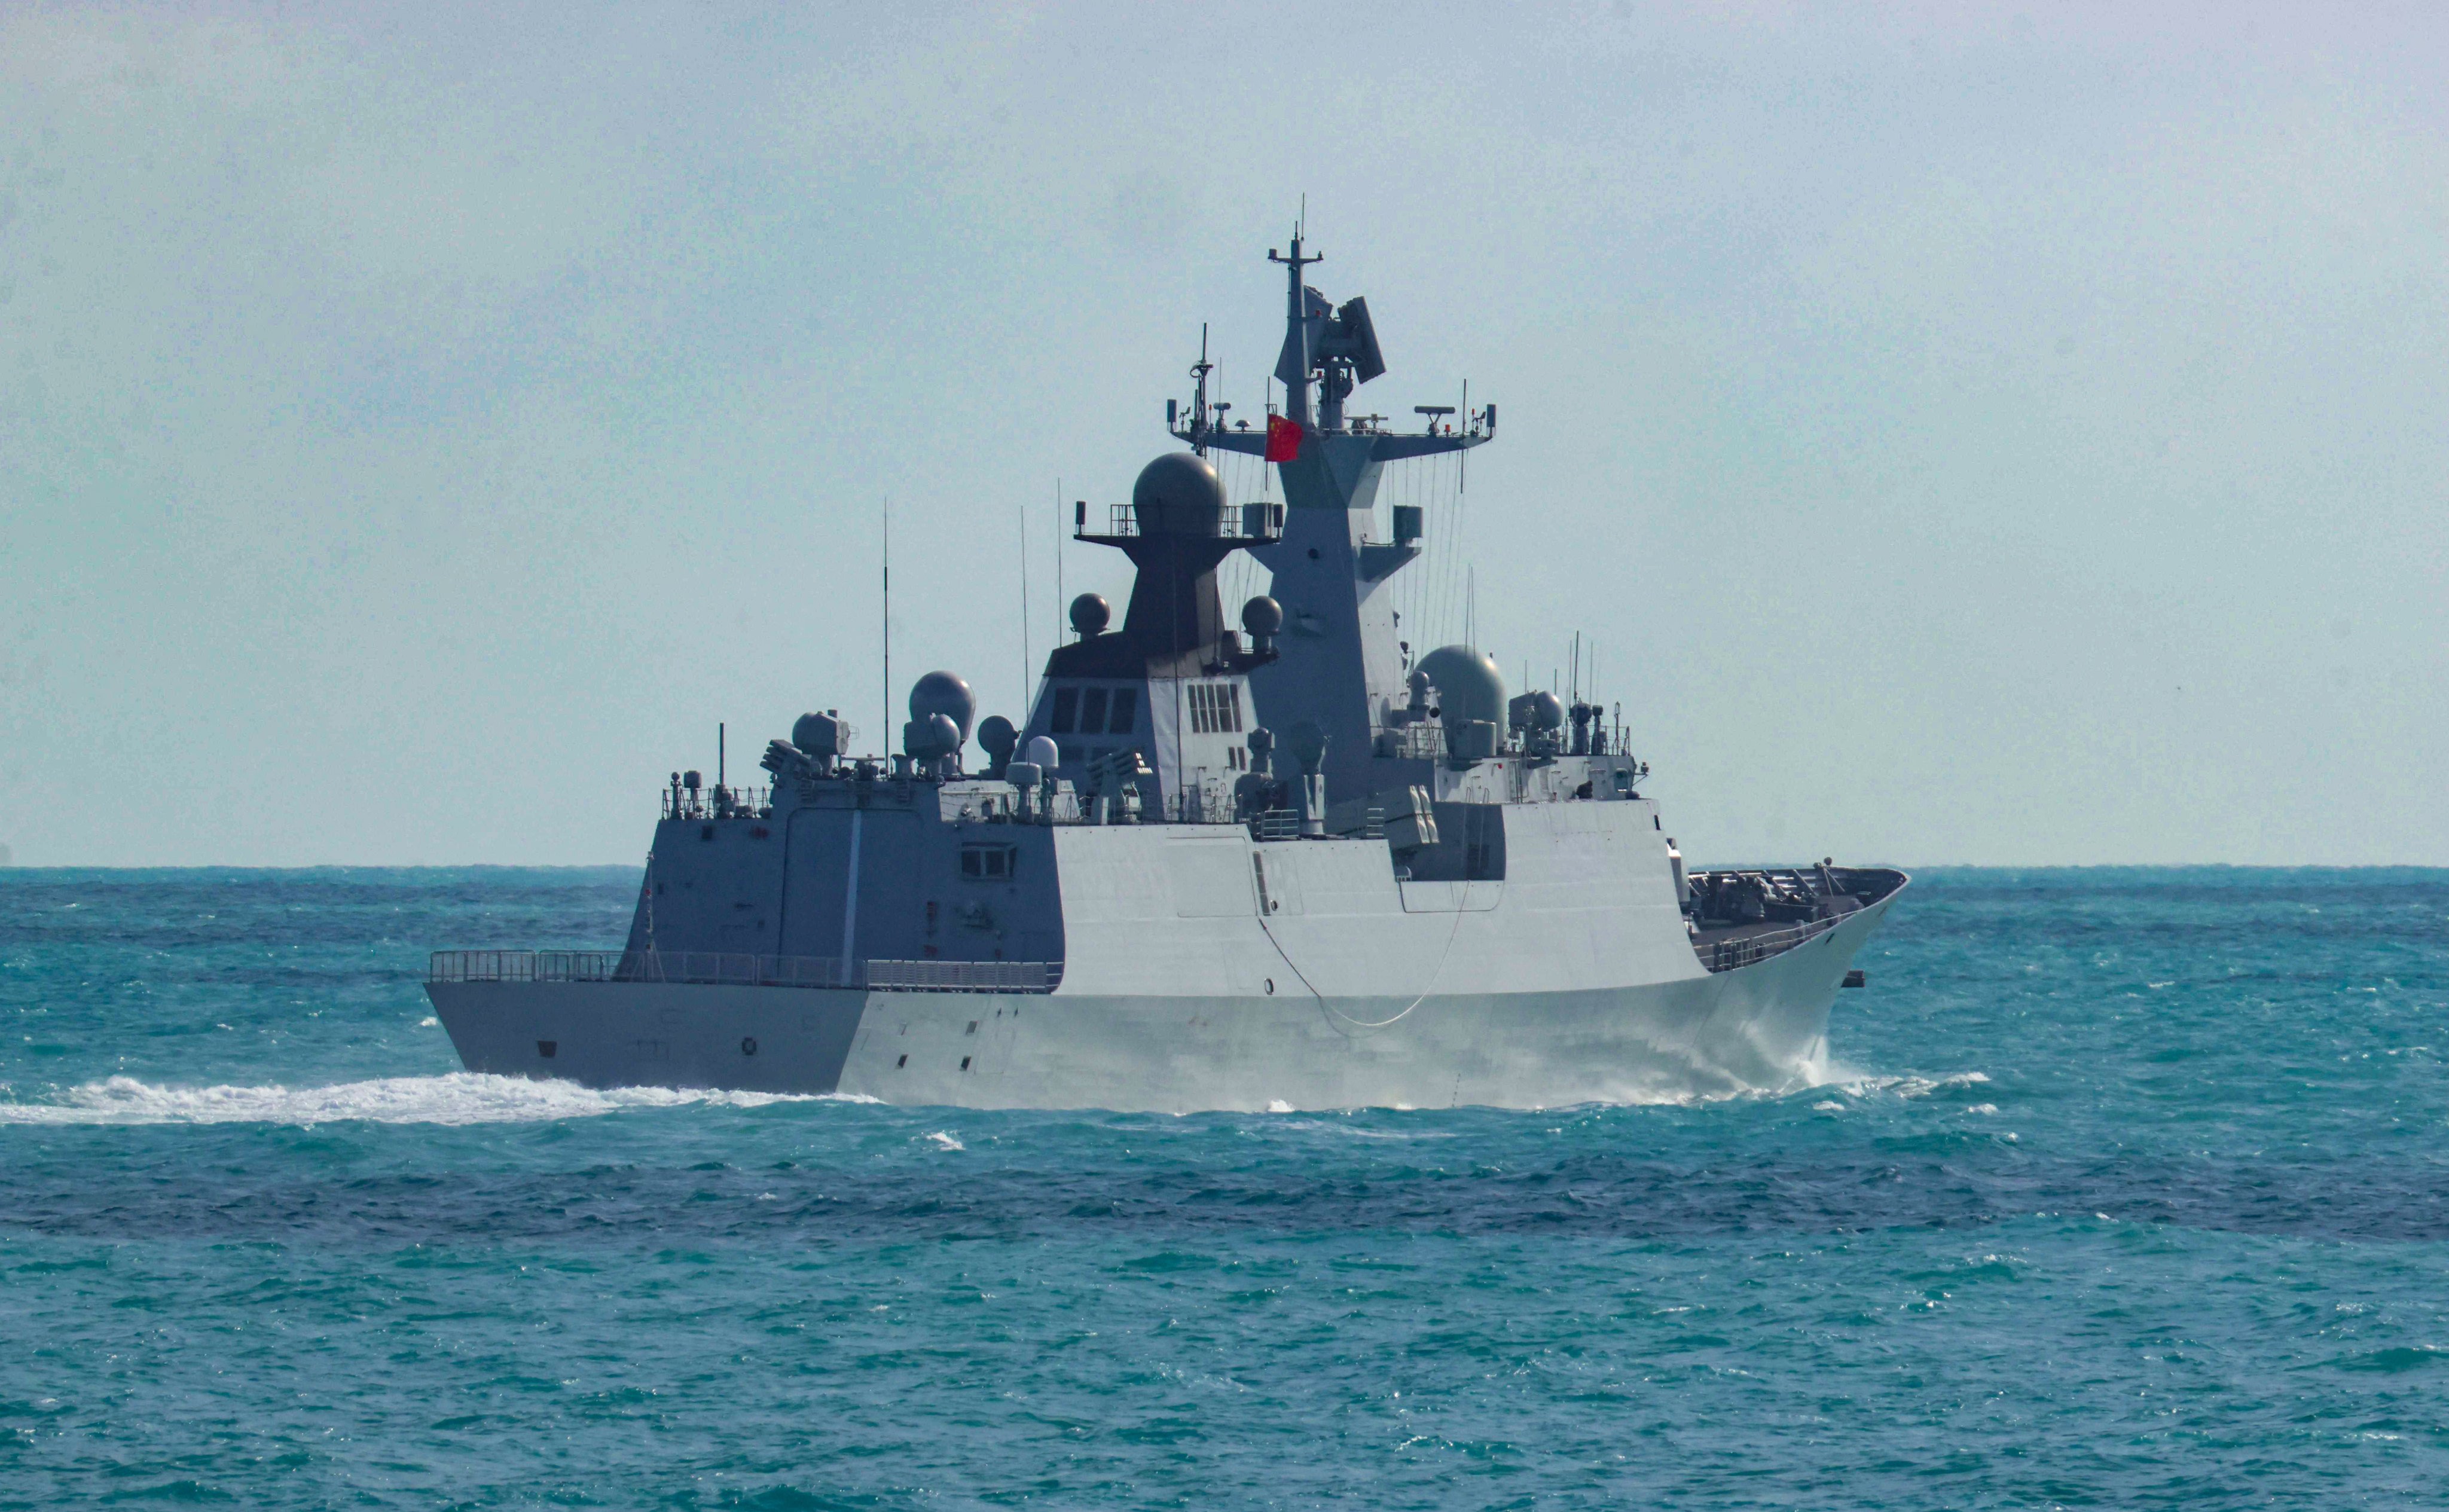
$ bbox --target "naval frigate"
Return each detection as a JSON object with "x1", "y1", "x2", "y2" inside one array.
[{"x1": 426, "y1": 233, "x2": 1907, "y2": 1112}]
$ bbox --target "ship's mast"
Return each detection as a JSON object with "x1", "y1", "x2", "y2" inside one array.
[
  {"x1": 1149, "y1": 233, "x2": 1495, "y2": 816},
  {"x1": 1268, "y1": 232, "x2": 1323, "y2": 430},
  {"x1": 1187, "y1": 324, "x2": 1213, "y2": 457}
]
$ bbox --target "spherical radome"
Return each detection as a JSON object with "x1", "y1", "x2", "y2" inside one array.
[
  {"x1": 1131, "y1": 451, "x2": 1227, "y2": 535},
  {"x1": 908, "y1": 671, "x2": 976, "y2": 741},
  {"x1": 1415, "y1": 645, "x2": 1507, "y2": 727}
]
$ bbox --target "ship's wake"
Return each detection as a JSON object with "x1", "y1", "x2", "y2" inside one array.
[{"x1": 0, "y1": 1073, "x2": 856, "y2": 1128}]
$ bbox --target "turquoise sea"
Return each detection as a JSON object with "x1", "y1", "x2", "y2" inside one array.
[{"x1": 2, "y1": 867, "x2": 2444, "y2": 1508}]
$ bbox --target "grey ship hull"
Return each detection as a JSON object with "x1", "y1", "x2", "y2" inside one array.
[
  {"x1": 427, "y1": 881, "x2": 1897, "y2": 1113},
  {"x1": 425, "y1": 233, "x2": 1913, "y2": 1113}
]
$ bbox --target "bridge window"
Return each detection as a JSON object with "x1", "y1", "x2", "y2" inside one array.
[
  {"x1": 1080, "y1": 687, "x2": 1109, "y2": 734},
  {"x1": 1107, "y1": 688, "x2": 1137, "y2": 733},
  {"x1": 961, "y1": 844, "x2": 1019, "y2": 881},
  {"x1": 1188, "y1": 682, "x2": 1245, "y2": 734},
  {"x1": 1051, "y1": 686, "x2": 1079, "y2": 734}
]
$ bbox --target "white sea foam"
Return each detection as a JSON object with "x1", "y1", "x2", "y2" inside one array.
[
  {"x1": 0, "y1": 1073, "x2": 842, "y2": 1127},
  {"x1": 1837, "y1": 1071, "x2": 1992, "y2": 1101},
  {"x1": 922, "y1": 1130, "x2": 965, "y2": 1151}
]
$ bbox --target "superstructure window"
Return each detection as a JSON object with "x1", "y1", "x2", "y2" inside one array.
[
  {"x1": 1080, "y1": 687, "x2": 1110, "y2": 734},
  {"x1": 1107, "y1": 688, "x2": 1137, "y2": 733},
  {"x1": 1051, "y1": 686, "x2": 1079, "y2": 734},
  {"x1": 1188, "y1": 682, "x2": 1245, "y2": 735},
  {"x1": 960, "y1": 844, "x2": 1019, "y2": 881}
]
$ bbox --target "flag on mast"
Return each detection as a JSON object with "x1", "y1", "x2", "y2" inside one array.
[{"x1": 1264, "y1": 413, "x2": 1303, "y2": 463}]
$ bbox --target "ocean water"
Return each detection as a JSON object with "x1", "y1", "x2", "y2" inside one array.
[{"x1": 2, "y1": 868, "x2": 2445, "y2": 1508}]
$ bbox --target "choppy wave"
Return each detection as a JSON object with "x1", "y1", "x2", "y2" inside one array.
[
  {"x1": 0, "y1": 1073, "x2": 847, "y2": 1127},
  {"x1": 1835, "y1": 1070, "x2": 1993, "y2": 1101}
]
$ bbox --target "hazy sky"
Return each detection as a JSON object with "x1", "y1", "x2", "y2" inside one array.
[{"x1": 4, "y1": 2, "x2": 2444, "y2": 866}]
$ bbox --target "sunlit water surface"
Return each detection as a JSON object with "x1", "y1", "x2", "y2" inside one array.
[{"x1": 2, "y1": 867, "x2": 2444, "y2": 1508}]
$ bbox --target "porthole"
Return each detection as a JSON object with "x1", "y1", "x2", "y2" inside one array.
[
  {"x1": 741, "y1": 1036, "x2": 758, "y2": 1056},
  {"x1": 1263, "y1": 979, "x2": 1275, "y2": 995}
]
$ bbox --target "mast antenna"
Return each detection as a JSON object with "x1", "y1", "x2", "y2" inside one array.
[
  {"x1": 881, "y1": 494, "x2": 891, "y2": 752},
  {"x1": 1019, "y1": 503, "x2": 1031, "y2": 714},
  {"x1": 1458, "y1": 379, "x2": 1469, "y2": 491},
  {"x1": 1268, "y1": 224, "x2": 1326, "y2": 429},
  {"x1": 1188, "y1": 323, "x2": 1213, "y2": 456}
]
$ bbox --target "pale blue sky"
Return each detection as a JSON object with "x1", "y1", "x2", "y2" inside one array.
[{"x1": 4, "y1": 2, "x2": 2444, "y2": 865}]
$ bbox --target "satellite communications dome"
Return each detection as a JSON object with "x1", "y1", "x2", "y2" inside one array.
[
  {"x1": 1131, "y1": 451, "x2": 1227, "y2": 536},
  {"x1": 908, "y1": 671, "x2": 976, "y2": 743},
  {"x1": 976, "y1": 715, "x2": 1019, "y2": 767},
  {"x1": 1416, "y1": 646, "x2": 1507, "y2": 763},
  {"x1": 1415, "y1": 646, "x2": 1507, "y2": 727}
]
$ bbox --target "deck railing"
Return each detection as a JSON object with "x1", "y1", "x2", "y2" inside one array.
[
  {"x1": 1698, "y1": 915, "x2": 1843, "y2": 973},
  {"x1": 1084, "y1": 501, "x2": 1285, "y2": 541},
  {"x1": 428, "y1": 951, "x2": 1061, "y2": 994},
  {"x1": 661, "y1": 786, "x2": 771, "y2": 821}
]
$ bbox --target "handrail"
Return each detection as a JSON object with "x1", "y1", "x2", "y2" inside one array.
[
  {"x1": 1697, "y1": 915, "x2": 1843, "y2": 973},
  {"x1": 428, "y1": 950, "x2": 1061, "y2": 994},
  {"x1": 662, "y1": 786, "x2": 772, "y2": 821},
  {"x1": 1082, "y1": 502, "x2": 1285, "y2": 541}
]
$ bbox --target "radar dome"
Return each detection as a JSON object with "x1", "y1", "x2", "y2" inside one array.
[
  {"x1": 1415, "y1": 646, "x2": 1507, "y2": 727},
  {"x1": 1532, "y1": 691, "x2": 1565, "y2": 732},
  {"x1": 1131, "y1": 451, "x2": 1227, "y2": 536},
  {"x1": 929, "y1": 712, "x2": 961, "y2": 754},
  {"x1": 908, "y1": 671, "x2": 976, "y2": 742},
  {"x1": 1240, "y1": 595, "x2": 1283, "y2": 638},
  {"x1": 976, "y1": 714, "x2": 1019, "y2": 768},
  {"x1": 1024, "y1": 735, "x2": 1059, "y2": 770},
  {"x1": 1069, "y1": 593, "x2": 1111, "y2": 637}
]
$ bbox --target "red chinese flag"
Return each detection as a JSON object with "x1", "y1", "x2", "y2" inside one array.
[{"x1": 1264, "y1": 413, "x2": 1303, "y2": 463}]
